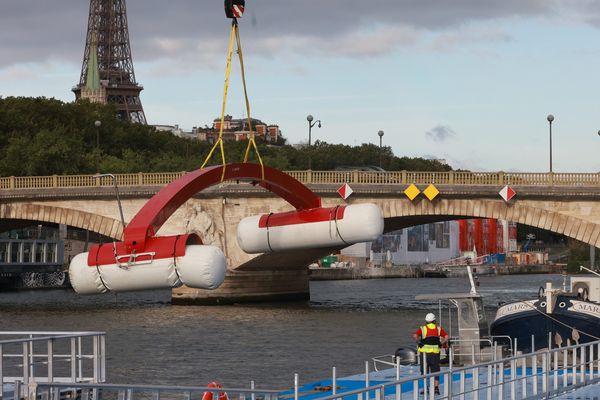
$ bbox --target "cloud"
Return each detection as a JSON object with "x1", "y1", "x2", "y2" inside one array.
[
  {"x1": 0, "y1": 67, "x2": 35, "y2": 82},
  {"x1": 425, "y1": 125, "x2": 457, "y2": 142},
  {"x1": 428, "y1": 25, "x2": 513, "y2": 52},
  {"x1": 0, "y1": 0, "x2": 558, "y2": 70}
]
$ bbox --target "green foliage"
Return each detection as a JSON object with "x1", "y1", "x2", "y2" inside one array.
[
  {"x1": 0, "y1": 97, "x2": 452, "y2": 176},
  {"x1": 565, "y1": 239, "x2": 599, "y2": 273}
]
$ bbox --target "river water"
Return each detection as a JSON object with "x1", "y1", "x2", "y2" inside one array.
[{"x1": 0, "y1": 274, "x2": 563, "y2": 389}]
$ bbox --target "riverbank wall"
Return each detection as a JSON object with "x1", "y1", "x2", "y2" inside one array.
[
  {"x1": 309, "y1": 264, "x2": 566, "y2": 280},
  {"x1": 309, "y1": 266, "x2": 422, "y2": 281},
  {"x1": 495, "y1": 264, "x2": 565, "y2": 275}
]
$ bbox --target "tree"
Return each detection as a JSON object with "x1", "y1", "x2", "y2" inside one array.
[{"x1": 0, "y1": 97, "x2": 453, "y2": 176}]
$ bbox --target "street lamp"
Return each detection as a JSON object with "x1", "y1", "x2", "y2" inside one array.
[
  {"x1": 93, "y1": 173, "x2": 126, "y2": 230},
  {"x1": 306, "y1": 114, "x2": 321, "y2": 170},
  {"x1": 547, "y1": 114, "x2": 554, "y2": 173},
  {"x1": 94, "y1": 120, "x2": 101, "y2": 173},
  {"x1": 377, "y1": 130, "x2": 384, "y2": 168}
]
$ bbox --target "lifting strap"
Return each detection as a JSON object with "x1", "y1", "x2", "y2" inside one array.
[{"x1": 200, "y1": 19, "x2": 264, "y2": 181}]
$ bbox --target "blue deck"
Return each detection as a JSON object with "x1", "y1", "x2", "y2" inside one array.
[{"x1": 279, "y1": 364, "x2": 599, "y2": 400}]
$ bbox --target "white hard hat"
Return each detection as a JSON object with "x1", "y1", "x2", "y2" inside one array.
[{"x1": 425, "y1": 313, "x2": 436, "y2": 323}]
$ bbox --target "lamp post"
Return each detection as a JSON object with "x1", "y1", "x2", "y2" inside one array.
[
  {"x1": 94, "y1": 120, "x2": 101, "y2": 173},
  {"x1": 547, "y1": 114, "x2": 554, "y2": 173},
  {"x1": 93, "y1": 173, "x2": 126, "y2": 230},
  {"x1": 377, "y1": 130, "x2": 384, "y2": 168},
  {"x1": 306, "y1": 114, "x2": 321, "y2": 170}
]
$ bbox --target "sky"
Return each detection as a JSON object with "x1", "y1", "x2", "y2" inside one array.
[{"x1": 1, "y1": 0, "x2": 600, "y2": 172}]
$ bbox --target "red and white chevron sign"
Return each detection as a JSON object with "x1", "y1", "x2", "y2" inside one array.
[
  {"x1": 232, "y1": 4, "x2": 244, "y2": 17},
  {"x1": 499, "y1": 185, "x2": 516, "y2": 202},
  {"x1": 337, "y1": 183, "x2": 354, "y2": 200}
]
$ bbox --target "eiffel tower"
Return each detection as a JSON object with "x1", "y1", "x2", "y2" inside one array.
[{"x1": 73, "y1": 0, "x2": 147, "y2": 124}]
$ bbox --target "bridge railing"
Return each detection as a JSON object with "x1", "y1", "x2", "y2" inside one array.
[{"x1": 1, "y1": 171, "x2": 600, "y2": 190}]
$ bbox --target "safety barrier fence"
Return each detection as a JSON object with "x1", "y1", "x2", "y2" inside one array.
[
  {"x1": 308, "y1": 338, "x2": 600, "y2": 400},
  {"x1": 1, "y1": 171, "x2": 600, "y2": 190},
  {"x1": 34, "y1": 382, "x2": 280, "y2": 400},
  {"x1": 0, "y1": 331, "x2": 106, "y2": 399},
  {"x1": 22, "y1": 339, "x2": 600, "y2": 400}
]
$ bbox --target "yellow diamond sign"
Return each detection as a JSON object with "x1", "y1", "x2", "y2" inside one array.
[
  {"x1": 404, "y1": 184, "x2": 421, "y2": 201},
  {"x1": 423, "y1": 184, "x2": 440, "y2": 201}
]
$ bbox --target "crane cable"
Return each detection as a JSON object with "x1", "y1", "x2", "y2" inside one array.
[{"x1": 200, "y1": 18, "x2": 264, "y2": 181}]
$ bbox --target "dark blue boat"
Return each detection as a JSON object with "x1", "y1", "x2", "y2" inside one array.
[{"x1": 490, "y1": 274, "x2": 600, "y2": 353}]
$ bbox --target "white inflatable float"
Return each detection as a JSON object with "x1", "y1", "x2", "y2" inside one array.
[
  {"x1": 237, "y1": 204, "x2": 384, "y2": 253},
  {"x1": 69, "y1": 234, "x2": 226, "y2": 295}
]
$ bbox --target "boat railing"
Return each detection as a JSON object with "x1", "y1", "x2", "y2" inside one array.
[
  {"x1": 0, "y1": 331, "x2": 106, "y2": 397},
  {"x1": 373, "y1": 336, "x2": 514, "y2": 372},
  {"x1": 33, "y1": 382, "x2": 281, "y2": 400},
  {"x1": 307, "y1": 338, "x2": 600, "y2": 400},
  {"x1": 372, "y1": 354, "x2": 410, "y2": 372},
  {"x1": 448, "y1": 335, "x2": 514, "y2": 363}
]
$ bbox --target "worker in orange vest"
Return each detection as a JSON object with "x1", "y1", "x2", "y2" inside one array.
[{"x1": 413, "y1": 313, "x2": 448, "y2": 395}]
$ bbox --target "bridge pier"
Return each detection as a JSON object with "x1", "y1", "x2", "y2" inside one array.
[{"x1": 171, "y1": 269, "x2": 310, "y2": 305}]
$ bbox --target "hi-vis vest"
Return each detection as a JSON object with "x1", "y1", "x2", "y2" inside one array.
[{"x1": 418, "y1": 323, "x2": 442, "y2": 354}]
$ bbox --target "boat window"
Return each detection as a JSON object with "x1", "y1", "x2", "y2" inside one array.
[
  {"x1": 474, "y1": 298, "x2": 486, "y2": 322},
  {"x1": 459, "y1": 300, "x2": 476, "y2": 328},
  {"x1": 474, "y1": 298, "x2": 490, "y2": 336}
]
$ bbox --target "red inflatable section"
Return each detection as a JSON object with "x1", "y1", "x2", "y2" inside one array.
[
  {"x1": 88, "y1": 233, "x2": 200, "y2": 266},
  {"x1": 258, "y1": 206, "x2": 346, "y2": 228},
  {"x1": 122, "y1": 163, "x2": 322, "y2": 254}
]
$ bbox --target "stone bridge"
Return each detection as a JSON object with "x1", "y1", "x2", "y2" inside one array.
[{"x1": 1, "y1": 170, "x2": 599, "y2": 303}]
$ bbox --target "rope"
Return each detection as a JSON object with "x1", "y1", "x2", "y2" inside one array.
[
  {"x1": 264, "y1": 212, "x2": 274, "y2": 252},
  {"x1": 94, "y1": 243, "x2": 110, "y2": 292},
  {"x1": 171, "y1": 235, "x2": 183, "y2": 284},
  {"x1": 200, "y1": 18, "x2": 264, "y2": 181},
  {"x1": 200, "y1": 20, "x2": 236, "y2": 180},
  {"x1": 236, "y1": 23, "x2": 264, "y2": 179},
  {"x1": 521, "y1": 297, "x2": 600, "y2": 341},
  {"x1": 330, "y1": 205, "x2": 349, "y2": 246}
]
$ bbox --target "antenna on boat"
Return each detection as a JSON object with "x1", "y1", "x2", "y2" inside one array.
[
  {"x1": 579, "y1": 265, "x2": 600, "y2": 278},
  {"x1": 467, "y1": 266, "x2": 477, "y2": 295}
]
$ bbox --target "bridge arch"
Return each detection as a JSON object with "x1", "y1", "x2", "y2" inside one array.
[
  {"x1": 380, "y1": 198, "x2": 600, "y2": 247},
  {"x1": 123, "y1": 163, "x2": 321, "y2": 253},
  {"x1": 0, "y1": 203, "x2": 123, "y2": 240},
  {"x1": 235, "y1": 197, "x2": 600, "y2": 271}
]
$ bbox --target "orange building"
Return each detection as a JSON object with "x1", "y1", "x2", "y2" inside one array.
[{"x1": 196, "y1": 115, "x2": 281, "y2": 144}]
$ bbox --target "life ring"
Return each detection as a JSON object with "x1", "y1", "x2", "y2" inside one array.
[
  {"x1": 202, "y1": 382, "x2": 229, "y2": 400},
  {"x1": 537, "y1": 286, "x2": 545, "y2": 298}
]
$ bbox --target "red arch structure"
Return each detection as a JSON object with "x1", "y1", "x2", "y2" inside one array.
[{"x1": 123, "y1": 163, "x2": 321, "y2": 253}]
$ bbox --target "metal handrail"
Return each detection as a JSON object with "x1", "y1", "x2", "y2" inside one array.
[
  {"x1": 373, "y1": 336, "x2": 514, "y2": 372},
  {"x1": 34, "y1": 381, "x2": 281, "y2": 400},
  {"x1": 308, "y1": 338, "x2": 600, "y2": 400},
  {"x1": 448, "y1": 336, "x2": 514, "y2": 359},
  {"x1": 372, "y1": 354, "x2": 401, "y2": 372},
  {"x1": 1, "y1": 331, "x2": 106, "y2": 400},
  {"x1": 0, "y1": 331, "x2": 105, "y2": 345}
]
